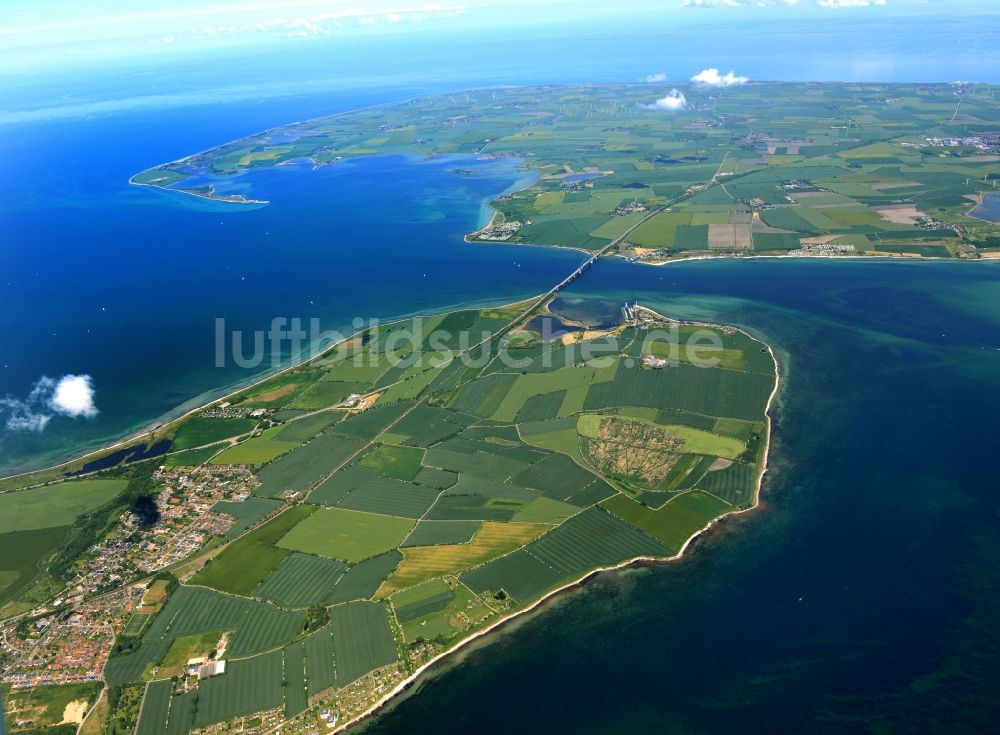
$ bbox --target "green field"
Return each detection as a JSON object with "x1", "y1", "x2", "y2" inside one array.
[
  {"x1": 277, "y1": 507, "x2": 414, "y2": 563},
  {"x1": 209, "y1": 426, "x2": 300, "y2": 466},
  {"x1": 0, "y1": 478, "x2": 127, "y2": 533},
  {"x1": 490, "y1": 363, "x2": 619, "y2": 422},
  {"x1": 602, "y1": 490, "x2": 734, "y2": 552},
  {"x1": 122, "y1": 612, "x2": 151, "y2": 637},
  {"x1": 162, "y1": 445, "x2": 222, "y2": 467},
  {"x1": 392, "y1": 578, "x2": 492, "y2": 643},
  {"x1": 136, "y1": 585, "x2": 304, "y2": 660},
  {"x1": 283, "y1": 642, "x2": 308, "y2": 718},
  {"x1": 697, "y1": 461, "x2": 759, "y2": 507},
  {"x1": 289, "y1": 380, "x2": 368, "y2": 410},
  {"x1": 136, "y1": 679, "x2": 172, "y2": 735},
  {"x1": 191, "y1": 505, "x2": 316, "y2": 595},
  {"x1": 157, "y1": 631, "x2": 221, "y2": 677},
  {"x1": 336, "y1": 476, "x2": 441, "y2": 518},
  {"x1": 329, "y1": 400, "x2": 416, "y2": 441},
  {"x1": 0, "y1": 526, "x2": 70, "y2": 606},
  {"x1": 401, "y1": 520, "x2": 481, "y2": 547},
  {"x1": 171, "y1": 417, "x2": 258, "y2": 450},
  {"x1": 211, "y1": 497, "x2": 284, "y2": 537},
  {"x1": 378, "y1": 404, "x2": 475, "y2": 446},
  {"x1": 303, "y1": 625, "x2": 336, "y2": 695},
  {"x1": 274, "y1": 412, "x2": 339, "y2": 442},
  {"x1": 104, "y1": 640, "x2": 172, "y2": 686},
  {"x1": 326, "y1": 551, "x2": 402, "y2": 604},
  {"x1": 253, "y1": 552, "x2": 348, "y2": 607},
  {"x1": 329, "y1": 601, "x2": 398, "y2": 685},
  {"x1": 359, "y1": 443, "x2": 425, "y2": 481},
  {"x1": 390, "y1": 578, "x2": 454, "y2": 624},
  {"x1": 194, "y1": 649, "x2": 285, "y2": 727},
  {"x1": 584, "y1": 361, "x2": 774, "y2": 421},
  {"x1": 253, "y1": 432, "x2": 364, "y2": 497}
]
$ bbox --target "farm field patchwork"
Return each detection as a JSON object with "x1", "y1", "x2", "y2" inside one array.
[
  {"x1": 136, "y1": 83, "x2": 1000, "y2": 260},
  {"x1": 2, "y1": 278, "x2": 775, "y2": 730}
]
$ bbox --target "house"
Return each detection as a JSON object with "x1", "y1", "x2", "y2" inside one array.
[{"x1": 197, "y1": 660, "x2": 226, "y2": 678}]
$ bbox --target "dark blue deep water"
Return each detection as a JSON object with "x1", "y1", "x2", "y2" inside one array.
[{"x1": 357, "y1": 258, "x2": 1000, "y2": 734}]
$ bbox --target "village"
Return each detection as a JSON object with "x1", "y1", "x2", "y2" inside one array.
[
  {"x1": 0, "y1": 464, "x2": 263, "y2": 689},
  {"x1": 0, "y1": 586, "x2": 139, "y2": 689}
]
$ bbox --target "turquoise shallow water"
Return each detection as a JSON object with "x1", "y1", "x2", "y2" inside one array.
[{"x1": 355, "y1": 258, "x2": 1000, "y2": 734}]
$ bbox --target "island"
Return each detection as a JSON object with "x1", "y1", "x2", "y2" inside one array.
[
  {"x1": 131, "y1": 82, "x2": 1000, "y2": 260},
  {"x1": 1, "y1": 294, "x2": 776, "y2": 735}
]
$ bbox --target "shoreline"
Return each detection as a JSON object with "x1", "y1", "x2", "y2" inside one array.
[
  {"x1": 9, "y1": 248, "x2": 990, "y2": 485},
  {"x1": 128, "y1": 176, "x2": 269, "y2": 206},
  {"x1": 325, "y1": 308, "x2": 781, "y2": 735},
  {"x1": 0, "y1": 287, "x2": 556, "y2": 485},
  {"x1": 6, "y1": 272, "x2": 780, "y2": 733}
]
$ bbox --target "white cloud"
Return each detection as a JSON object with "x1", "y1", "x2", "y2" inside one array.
[
  {"x1": 0, "y1": 374, "x2": 98, "y2": 432},
  {"x1": 50, "y1": 375, "x2": 98, "y2": 418},
  {"x1": 645, "y1": 72, "x2": 668, "y2": 83},
  {"x1": 648, "y1": 89, "x2": 688, "y2": 111},
  {"x1": 691, "y1": 68, "x2": 749, "y2": 86}
]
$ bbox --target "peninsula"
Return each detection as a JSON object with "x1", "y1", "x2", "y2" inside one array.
[
  {"x1": 1, "y1": 294, "x2": 776, "y2": 735},
  {"x1": 132, "y1": 82, "x2": 1000, "y2": 261}
]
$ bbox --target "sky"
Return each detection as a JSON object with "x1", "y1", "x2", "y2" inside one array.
[{"x1": 3, "y1": 0, "x2": 998, "y2": 75}]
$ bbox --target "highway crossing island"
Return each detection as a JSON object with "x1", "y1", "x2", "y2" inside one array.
[{"x1": 0, "y1": 292, "x2": 777, "y2": 735}]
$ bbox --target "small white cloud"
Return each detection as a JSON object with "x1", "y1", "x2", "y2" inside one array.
[
  {"x1": 645, "y1": 72, "x2": 668, "y2": 83},
  {"x1": 49, "y1": 374, "x2": 98, "y2": 418},
  {"x1": 0, "y1": 373, "x2": 98, "y2": 432},
  {"x1": 648, "y1": 89, "x2": 688, "y2": 111},
  {"x1": 691, "y1": 68, "x2": 749, "y2": 86}
]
